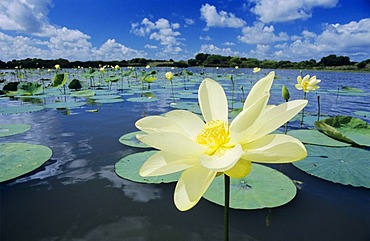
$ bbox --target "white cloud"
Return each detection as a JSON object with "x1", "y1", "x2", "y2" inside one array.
[
  {"x1": 249, "y1": 0, "x2": 338, "y2": 23},
  {"x1": 238, "y1": 22, "x2": 289, "y2": 45},
  {"x1": 200, "y1": 4, "x2": 246, "y2": 29},
  {"x1": 184, "y1": 18, "x2": 195, "y2": 26},
  {"x1": 131, "y1": 18, "x2": 181, "y2": 46},
  {"x1": 0, "y1": 32, "x2": 49, "y2": 60},
  {"x1": 92, "y1": 39, "x2": 146, "y2": 60},
  {"x1": 223, "y1": 42, "x2": 236, "y2": 46},
  {"x1": 0, "y1": 1, "x2": 146, "y2": 61},
  {"x1": 259, "y1": 18, "x2": 370, "y2": 61},
  {"x1": 0, "y1": 31, "x2": 145, "y2": 61},
  {"x1": 0, "y1": 0, "x2": 52, "y2": 33},
  {"x1": 249, "y1": 44, "x2": 273, "y2": 59},
  {"x1": 130, "y1": 17, "x2": 183, "y2": 59},
  {"x1": 144, "y1": 44, "x2": 157, "y2": 49},
  {"x1": 200, "y1": 36, "x2": 212, "y2": 41},
  {"x1": 199, "y1": 44, "x2": 240, "y2": 56}
]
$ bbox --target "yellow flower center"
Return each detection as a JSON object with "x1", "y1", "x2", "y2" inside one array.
[
  {"x1": 302, "y1": 81, "x2": 309, "y2": 91},
  {"x1": 196, "y1": 120, "x2": 230, "y2": 155}
]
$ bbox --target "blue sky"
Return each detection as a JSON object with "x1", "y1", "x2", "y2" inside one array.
[{"x1": 0, "y1": 0, "x2": 369, "y2": 62}]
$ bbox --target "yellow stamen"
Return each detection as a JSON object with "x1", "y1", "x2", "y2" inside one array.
[{"x1": 196, "y1": 120, "x2": 230, "y2": 154}]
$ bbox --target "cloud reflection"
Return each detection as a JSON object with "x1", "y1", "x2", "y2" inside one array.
[{"x1": 98, "y1": 165, "x2": 162, "y2": 203}]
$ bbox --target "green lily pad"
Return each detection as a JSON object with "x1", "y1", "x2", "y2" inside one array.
[
  {"x1": 70, "y1": 90, "x2": 95, "y2": 97},
  {"x1": 115, "y1": 151, "x2": 180, "y2": 183},
  {"x1": 89, "y1": 94, "x2": 122, "y2": 100},
  {"x1": 0, "y1": 105, "x2": 45, "y2": 115},
  {"x1": 315, "y1": 116, "x2": 370, "y2": 147},
  {"x1": 0, "y1": 124, "x2": 32, "y2": 137},
  {"x1": 341, "y1": 86, "x2": 363, "y2": 93},
  {"x1": 170, "y1": 101, "x2": 202, "y2": 114},
  {"x1": 44, "y1": 101, "x2": 86, "y2": 109},
  {"x1": 0, "y1": 143, "x2": 53, "y2": 182},
  {"x1": 119, "y1": 131, "x2": 149, "y2": 148},
  {"x1": 94, "y1": 98, "x2": 123, "y2": 103},
  {"x1": 288, "y1": 129, "x2": 350, "y2": 147},
  {"x1": 203, "y1": 164, "x2": 297, "y2": 209},
  {"x1": 293, "y1": 145, "x2": 370, "y2": 188},
  {"x1": 126, "y1": 97, "x2": 159, "y2": 103},
  {"x1": 354, "y1": 111, "x2": 370, "y2": 119}
]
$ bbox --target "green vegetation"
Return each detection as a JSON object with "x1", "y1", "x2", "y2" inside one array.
[{"x1": 0, "y1": 54, "x2": 369, "y2": 71}]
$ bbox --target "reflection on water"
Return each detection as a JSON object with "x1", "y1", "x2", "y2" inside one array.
[
  {"x1": 39, "y1": 216, "x2": 258, "y2": 241},
  {"x1": 98, "y1": 165, "x2": 162, "y2": 203},
  {"x1": 1, "y1": 69, "x2": 370, "y2": 241}
]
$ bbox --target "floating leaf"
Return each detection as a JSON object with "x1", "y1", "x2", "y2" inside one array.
[
  {"x1": 341, "y1": 86, "x2": 363, "y2": 93},
  {"x1": 115, "y1": 151, "x2": 180, "y2": 183},
  {"x1": 288, "y1": 129, "x2": 350, "y2": 147},
  {"x1": 94, "y1": 98, "x2": 123, "y2": 103},
  {"x1": 119, "y1": 131, "x2": 148, "y2": 148},
  {"x1": 85, "y1": 109, "x2": 99, "y2": 113},
  {"x1": 89, "y1": 94, "x2": 121, "y2": 100},
  {"x1": 0, "y1": 143, "x2": 53, "y2": 182},
  {"x1": 203, "y1": 164, "x2": 297, "y2": 209},
  {"x1": 170, "y1": 101, "x2": 202, "y2": 114},
  {"x1": 354, "y1": 111, "x2": 370, "y2": 119},
  {"x1": 70, "y1": 90, "x2": 95, "y2": 97},
  {"x1": 293, "y1": 145, "x2": 370, "y2": 188},
  {"x1": 44, "y1": 101, "x2": 85, "y2": 109},
  {"x1": 126, "y1": 97, "x2": 159, "y2": 103},
  {"x1": 0, "y1": 105, "x2": 44, "y2": 115},
  {"x1": 315, "y1": 116, "x2": 370, "y2": 147},
  {"x1": 0, "y1": 124, "x2": 31, "y2": 137}
]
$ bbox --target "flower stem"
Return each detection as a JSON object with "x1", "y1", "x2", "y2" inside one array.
[
  {"x1": 171, "y1": 80, "x2": 176, "y2": 103},
  {"x1": 300, "y1": 92, "x2": 307, "y2": 128},
  {"x1": 317, "y1": 95, "x2": 321, "y2": 121},
  {"x1": 284, "y1": 99, "x2": 289, "y2": 134},
  {"x1": 224, "y1": 174, "x2": 230, "y2": 241}
]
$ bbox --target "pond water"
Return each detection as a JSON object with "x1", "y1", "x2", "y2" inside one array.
[{"x1": 1, "y1": 68, "x2": 370, "y2": 241}]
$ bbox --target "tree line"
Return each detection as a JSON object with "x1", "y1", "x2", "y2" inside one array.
[{"x1": 0, "y1": 54, "x2": 369, "y2": 70}]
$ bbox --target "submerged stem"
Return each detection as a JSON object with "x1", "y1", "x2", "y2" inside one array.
[{"x1": 224, "y1": 174, "x2": 230, "y2": 241}]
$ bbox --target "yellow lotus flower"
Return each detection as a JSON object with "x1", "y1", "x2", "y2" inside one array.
[
  {"x1": 54, "y1": 64, "x2": 60, "y2": 69},
  {"x1": 165, "y1": 71, "x2": 173, "y2": 81},
  {"x1": 136, "y1": 71, "x2": 308, "y2": 211},
  {"x1": 295, "y1": 75, "x2": 321, "y2": 93},
  {"x1": 253, "y1": 67, "x2": 261, "y2": 73}
]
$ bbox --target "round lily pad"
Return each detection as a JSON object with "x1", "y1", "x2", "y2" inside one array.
[
  {"x1": 178, "y1": 93, "x2": 198, "y2": 99},
  {"x1": 126, "y1": 97, "x2": 159, "y2": 103},
  {"x1": 94, "y1": 98, "x2": 123, "y2": 103},
  {"x1": 203, "y1": 164, "x2": 297, "y2": 209},
  {"x1": 70, "y1": 90, "x2": 95, "y2": 97},
  {"x1": 89, "y1": 94, "x2": 122, "y2": 100},
  {"x1": 315, "y1": 116, "x2": 370, "y2": 147},
  {"x1": 115, "y1": 151, "x2": 180, "y2": 183},
  {"x1": 44, "y1": 101, "x2": 86, "y2": 109},
  {"x1": 0, "y1": 105, "x2": 44, "y2": 115},
  {"x1": 0, "y1": 143, "x2": 53, "y2": 182},
  {"x1": 293, "y1": 145, "x2": 370, "y2": 188},
  {"x1": 0, "y1": 124, "x2": 31, "y2": 137},
  {"x1": 119, "y1": 131, "x2": 149, "y2": 148},
  {"x1": 288, "y1": 129, "x2": 350, "y2": 147},
  {"x1": 354, "y1": 111, "x2": 370, "y2": 120},
  {"x1": 170, "y1": 101, "x2": 202, "y2": 114}
]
